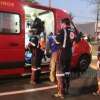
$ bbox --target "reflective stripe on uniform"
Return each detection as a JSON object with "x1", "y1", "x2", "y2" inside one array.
[
  {"x1": 63, "y1": 29, "x2": 67, "y2": 48},
  {"x1": 56, "y1": 74, "x2": 64, "y2": 77},
  {"x1": 30, "y1": 42, "x2": 36, "y2": 47},
  {"x1": 56, "y1": 72, "x2": 71, "y2": 77},
  {"x1": 37, "y1": 67, "x2": 41, "y2": 70},
  {"x1": 65, "y1": 72, "x2": 70, "y2": 75},
  {"x1": 98, "y1": 82, "x2": 100, "y2": 85},
  {"x1": 31, "y1": 68, "x2": 37, "y2": 71},
  {"x1": 31, "y1": 67, "x2": 41, "y2": 71}
]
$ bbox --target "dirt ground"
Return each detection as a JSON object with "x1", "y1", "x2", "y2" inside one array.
[{"x1": 90, "y1": 41, "x2": 100, "y2": 70}]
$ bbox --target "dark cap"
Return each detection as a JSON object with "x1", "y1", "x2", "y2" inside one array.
[{"x1": 61, "y1": 18, "x2": 70, "y2": 25}]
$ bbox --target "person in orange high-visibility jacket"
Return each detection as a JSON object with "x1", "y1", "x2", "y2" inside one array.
[{"x1": 39, "y1": 35, "x2": 46, "y2": 50}]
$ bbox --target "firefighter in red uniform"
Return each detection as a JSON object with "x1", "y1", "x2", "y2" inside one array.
[{"x1": 54, "y1": 18, "x2": 73, "y2": 98}]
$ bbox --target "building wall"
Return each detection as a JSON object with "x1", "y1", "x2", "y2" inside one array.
[{"x1": 76, "y1": 22, "x2": 96, "y2": 36}]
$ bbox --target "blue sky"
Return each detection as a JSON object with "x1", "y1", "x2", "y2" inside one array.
[{"x1": 38, "y1": 0, "x2": 96, "y2": 23}]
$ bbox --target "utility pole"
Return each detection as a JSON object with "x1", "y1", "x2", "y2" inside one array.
[
  {"x1": 95, "y1": 1, "x2": 100, "y2": 40},
  {"x1": 85, "y1": 0, "x2": 100, "y2": 40},
  {"x1": 96, "y1": 4, "x2": 99, "y2": 38},
  {"x1": 49, "y1": 0, "x2": 51, "y2": 7}
]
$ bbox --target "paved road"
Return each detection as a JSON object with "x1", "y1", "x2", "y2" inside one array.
[{"x1": 0, "y1": 65, "x2": 99, "y2": 100}]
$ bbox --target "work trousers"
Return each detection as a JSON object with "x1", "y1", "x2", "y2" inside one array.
[
  {"x1": 49, "y1": 52, "x2": 57, "y2": 82},
  {"x1": 56, "y1": 72, "x2": 70, "y2": 96},
  {"x1": 31, "y1": 67, "x2": 41, "y2": 84}
]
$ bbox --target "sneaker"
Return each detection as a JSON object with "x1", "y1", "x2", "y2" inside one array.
[
  {"x1": 92, "y1": 92, "x2": 100, "y2": 96},
  {"x1": 53, "y1": 93, "x2": 60, "y2": 97},
  {"x1": 53, "y1": 93, "x2": 64, "y2": 99},
  {"x1": 30, "y1": 81, "x2": 36, "y2": 85}
]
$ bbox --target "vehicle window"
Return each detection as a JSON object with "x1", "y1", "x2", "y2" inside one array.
[{"x1": 0, "y1": 12, "x2": 20, "y2": 34}]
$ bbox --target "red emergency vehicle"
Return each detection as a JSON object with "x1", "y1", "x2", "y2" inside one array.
[{"x1": 0, "y1": 0, "x2": 91, "y2": 77}]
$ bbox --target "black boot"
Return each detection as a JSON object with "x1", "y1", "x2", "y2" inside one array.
[
  {"x1": 30, "y1": 70, "x2": 37, "y2": 85},
  {"x1": 35, "y1": 69, "x2": 41, "y2": 84}
]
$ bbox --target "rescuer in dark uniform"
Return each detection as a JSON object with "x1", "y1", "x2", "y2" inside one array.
[
  {"x1": 28, "y1": 29, "x2": 43, "y2": 85},
  {"x1": 54, "y1": 18, "x2": 73, "y2": 98}
]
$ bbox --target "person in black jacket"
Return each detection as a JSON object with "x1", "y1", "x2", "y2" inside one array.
[
  {"x1": 54, "y1": 18, "x2": 73, "y2": 98},
  {"x1": 28, "y1": 29, "x2": 43, "y2": 85},
  {"x1": 31, "y1": 14, "x2": 43, "y2": 35}
]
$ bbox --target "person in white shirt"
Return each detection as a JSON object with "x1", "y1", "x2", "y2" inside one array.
[
  {"x1": 93, "y1": 46, "x2": 100, "y2": 95},
  {"x1": 96, "y1": 46, "x2": 100, "y2": 95}
]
